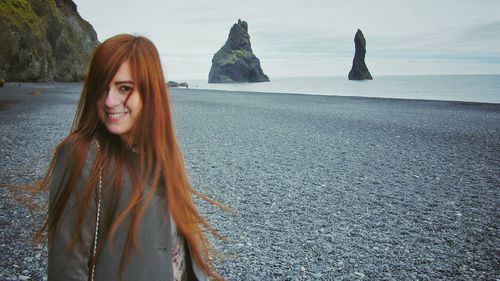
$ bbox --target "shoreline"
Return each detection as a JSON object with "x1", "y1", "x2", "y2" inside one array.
[
  {"x1": 177, "y1": 87, "x2": 500, "y2": 106},
  {"x1": 2, "y1": 81, "x2": 500, "y2": 106}
]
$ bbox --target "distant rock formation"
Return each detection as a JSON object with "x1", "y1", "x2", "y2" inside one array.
[
  {"x1": 167, "y1": 81, "x2": 180, "y2": 88},
  {"x1": 167, "y1": 81, "x2": 188, "y2": 89},
  {"x1": 0, "y1": 0, "x2": 99, "y2": 82},
  {"x1": 208, "y1": 19, "x2": 269, "y2": 83},
  {"x1": 348, "y1": 29, "x2": 372, "y2": 80}
]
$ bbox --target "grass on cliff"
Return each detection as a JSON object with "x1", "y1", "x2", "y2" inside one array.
[
  {"x1": 0, "y1": 0, "x2": 42, "y2": 32},
  {"x1": 0, "y1": 0, "x2": 57, "y2": 33}
]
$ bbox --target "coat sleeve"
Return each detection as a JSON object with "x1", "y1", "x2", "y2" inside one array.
[{"x1": 48, "y1": 142, "x2": 98, "y2": 281}]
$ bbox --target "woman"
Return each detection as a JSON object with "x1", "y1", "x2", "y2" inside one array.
[{"x1": 36, "y1": 34, "x2": 224, "y2": 280}]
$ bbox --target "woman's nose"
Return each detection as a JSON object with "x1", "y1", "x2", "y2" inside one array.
[{"x1": 104, "y1": 87, "x2": 121, "y2": 108}]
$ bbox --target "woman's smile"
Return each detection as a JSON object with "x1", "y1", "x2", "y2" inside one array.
[{"x1": 107, "y1": 111, "x2": 130, "y2": 121}]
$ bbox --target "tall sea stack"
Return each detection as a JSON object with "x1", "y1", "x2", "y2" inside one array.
[
  {"x1": 208, "y1": 19, "x2": 269, "y2": 83},
  {"x1": 0, "y1": 0, "x2": 99, "y2": 82},
  {"x1": 348, "y1": 29, "x2": 372, "y2": 80}
]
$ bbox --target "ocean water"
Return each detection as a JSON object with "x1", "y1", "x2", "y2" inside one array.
[{"x1": 186, "y1": 74, "x2": 500, "y2": 104}]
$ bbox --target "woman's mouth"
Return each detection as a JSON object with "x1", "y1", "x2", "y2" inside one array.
[{"x1": 107, "y1": 111, "x2": 129, "y2": 121}]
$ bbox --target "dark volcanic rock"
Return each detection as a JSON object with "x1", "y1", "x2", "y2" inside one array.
[
  {"x1": 208, "y1": 19, "x2": 269, "y2": 83},
  {"x1": 0, "y1": 0, "x2": 99, "y2": 82},
  {"x1": 348, "y1": 29, "x2": 372, "y2": 80},
  {"x1": 167, "y1": 81, "x2": 180, "y2": 88}
]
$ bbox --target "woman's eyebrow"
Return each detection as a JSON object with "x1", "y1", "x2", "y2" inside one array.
[{"x1": 115, "y1": 81, "x2": 134, "y2": 85}]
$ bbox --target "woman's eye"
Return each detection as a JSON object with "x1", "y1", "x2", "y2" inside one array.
[{"x1": 119, "y1": 85, "x2": 132, "y2": 93}]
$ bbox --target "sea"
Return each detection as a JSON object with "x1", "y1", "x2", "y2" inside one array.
[{"x1": 185, "y1": 74, "x2": 500, "y2": 104}]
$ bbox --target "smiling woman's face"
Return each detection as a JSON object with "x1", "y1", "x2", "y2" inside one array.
[{"x1": 100, "y1": 61, "x2": 142, "y2": 143}]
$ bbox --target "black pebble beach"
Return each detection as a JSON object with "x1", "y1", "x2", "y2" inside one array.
[{"x1": 1, "y1": 83, "x2": 499, "y2": 280}]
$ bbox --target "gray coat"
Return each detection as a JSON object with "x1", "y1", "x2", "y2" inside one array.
[{"x1": 47, "y1": 141, "x2": 208, "y2": 281}]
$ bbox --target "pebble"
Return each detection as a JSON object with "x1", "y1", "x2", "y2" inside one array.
[
  {"x1": 354, "y1": 271, "x2": 365, "y2": 278},
  {"x1": 312, "y1": 272, "x2": 323, "y2": 278}
]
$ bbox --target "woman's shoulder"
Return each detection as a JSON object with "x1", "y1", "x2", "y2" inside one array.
[
  {"x1": 48, "y1": 135, "x2": 98, "y2": 202},
  {"x1": 57, "y1": 134, "x2": 95, "y2": 148},
  {"x1": 53, "y1": 134, "x2": 99, "y2": 165}
]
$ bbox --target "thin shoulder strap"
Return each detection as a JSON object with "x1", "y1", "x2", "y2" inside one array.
[{"x1": 90, "y1": 138, "x2": 102, "y2": 281}]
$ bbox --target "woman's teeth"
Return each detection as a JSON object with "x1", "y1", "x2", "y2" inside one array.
[{"x1": 109, "y1": 112, "x2": 126, "y2": 118}]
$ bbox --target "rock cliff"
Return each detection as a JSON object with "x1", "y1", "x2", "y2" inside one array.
[
  {"x1": 0, "y1": 0, "x2": 99, "y2": 82},
  {"x1": 348, "y1": 29, "x2": 372, "y2": 80},
  {"x1": 208, "y1": 19, "x2": 269, "y2": 83}
]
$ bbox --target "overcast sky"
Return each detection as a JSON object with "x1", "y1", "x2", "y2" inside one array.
[{"x1": 73, "y1": 0, "x2": 500, "y2": 80}]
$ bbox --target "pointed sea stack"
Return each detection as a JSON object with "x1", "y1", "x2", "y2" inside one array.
[
  {"x1": 348, "y1": 29, "x2": 372, "y2": 80},
  {"x1": 208, "y1": 19, "x2": 269, "y2": 83}
]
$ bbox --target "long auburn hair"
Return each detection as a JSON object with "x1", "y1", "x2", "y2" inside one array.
[{"x1": 35, "y1": 34, "x2": 224, "y2": 279}]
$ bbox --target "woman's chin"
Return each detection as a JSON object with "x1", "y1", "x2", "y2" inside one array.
[{"x1": 105, "y1": 126, "x2": 130, "y2": 137}]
